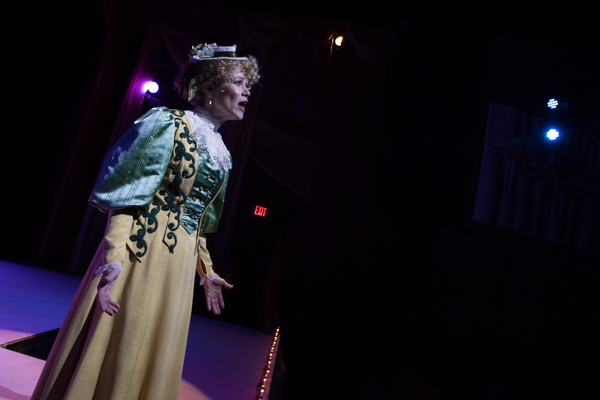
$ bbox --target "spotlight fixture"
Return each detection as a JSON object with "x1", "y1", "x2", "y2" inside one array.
[
  {"x1": 547, "y1": 98, "x2": 558, "y2": 109},
  {"x1": 547, "y1": 97, "x2": 570, "y2": 110},
  {"x1": 546, "y1": 128, "x2": 559, "y2": 140},
  {"x1": 143, "y1": 81, "x2": 159, "y2": 94},
  {"x1": 334, "y1": 35, "x2": 343, "y2": 46}
]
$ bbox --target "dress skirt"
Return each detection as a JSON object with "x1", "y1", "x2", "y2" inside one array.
[{"x1": 32, "y1": 218, "x2": 198, "y2": 400}]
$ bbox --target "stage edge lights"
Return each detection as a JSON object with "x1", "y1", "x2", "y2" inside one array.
[
  {"x1": 257, "y1": 327, "x2": 280, "y2": 400},
  {"x1": 546, "y1": 129, "x2": 559, "y2": 140}
]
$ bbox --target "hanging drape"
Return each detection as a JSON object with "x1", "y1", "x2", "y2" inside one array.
[
  {"x1": 473, "y1": 103, "x2": 600, "y2": 252},
  {"x1": 69, "y1": 4, "x2": 393, "y2": 330}
]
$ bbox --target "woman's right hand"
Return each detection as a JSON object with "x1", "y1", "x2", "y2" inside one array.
[
  {"x1": 96, "y1": 268, "x2": 121, "y2": 316},
  {"x1": 199, "y1": 273, "x2": 233, "y2": 315}
]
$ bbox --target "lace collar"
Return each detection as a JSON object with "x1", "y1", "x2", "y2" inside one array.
[{"x1": 185, "y1": 107, "x2": 232, "y2": 170}]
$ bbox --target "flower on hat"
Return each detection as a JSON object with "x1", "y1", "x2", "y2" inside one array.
[{"x1": 189, "y1": 43, "x2": 217, "y2": 63}]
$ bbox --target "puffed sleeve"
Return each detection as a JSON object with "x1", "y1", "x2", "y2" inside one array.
[{"x1": 89, "y1": 107, "x2": 176, "y2": 213}]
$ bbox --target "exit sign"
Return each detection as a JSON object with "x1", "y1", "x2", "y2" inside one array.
[{"x1": 253, "y1": 205, "x2": 268, "y2": 217}]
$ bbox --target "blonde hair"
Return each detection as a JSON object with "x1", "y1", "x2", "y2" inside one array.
[{"x1": 175, "y1": 56, "x2": 260, "y2": 107}]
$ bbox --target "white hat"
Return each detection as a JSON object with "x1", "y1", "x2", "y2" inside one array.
[{"x1": 189, "y1": 43, "x2": 248, "y2": 62}]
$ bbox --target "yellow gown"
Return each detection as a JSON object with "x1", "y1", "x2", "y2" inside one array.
[{"x1": 32, "y1": 108, "x2": 230, "y2": 400}]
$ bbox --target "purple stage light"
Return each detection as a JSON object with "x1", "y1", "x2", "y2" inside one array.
[{"x1": 143, "y1": 81, "x2": 159, "y2": 94}]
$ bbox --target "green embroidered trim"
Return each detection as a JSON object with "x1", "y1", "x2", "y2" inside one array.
[
  {"x1": 145, "y1": 201, "x2": 160, "y2": 233},
  {"x1": 129, "y1": 219, "x2": 148, "y2": 258},
  {"x1": 126, "y1": 110, "x2": 199, "y2": 257},
  {"x1": 171, "y1": 109, "x2": 197, "y2": 152},
  {"x1": 171, "y1": 109, "x2": 185, "y2": 118},
  {"x1": 159, "y1": 164, "x2": 186, "y2": 252},
  {"x1": 172, "y1": 110, "x2": 196, "y2": 179},
  {"x1": 128, "y1": 201, "x2": 160, "y2": 258},
  {"x1": 136, "y1": 109, "x2": 197, "y2": 254},
  {"x1": 159, "y1": 110, "x2": 197, "y2": 253},
  {"x1": 166, "y1": 231, "x2": 178, "y2": 252},
  {"x1": 174, "y1": 140, "x2": 196, "y2": 178}
]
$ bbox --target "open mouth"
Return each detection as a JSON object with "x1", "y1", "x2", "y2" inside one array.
[{"x1": 238, "y1": 101, "x2": 248, "y2": 112}]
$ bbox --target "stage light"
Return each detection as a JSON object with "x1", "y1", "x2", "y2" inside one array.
[
  {"x1": 143, "y1": 81, "x2": 159, "y2": 94},
  {"x1": 546, "y1": 129, "x2": 559, "y2": 140},
  {"x1": 334, "y1": 35, "x2": 343, "y2": 46},
  {"x1": 547, "y1": 98, "x2": 558, "y2": 109}
]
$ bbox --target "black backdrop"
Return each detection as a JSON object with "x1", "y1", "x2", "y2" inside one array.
[{"x1": 3, "y1": 1, "x2": 599, "y2": 399}]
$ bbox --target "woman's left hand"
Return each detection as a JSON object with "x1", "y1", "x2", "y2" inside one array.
[
  {"x1": 199, "y1": 273, "x2": 234, "y2": 315},
  {"x1": 96, "y1": 268, "x2": 121, "y2": 316}
]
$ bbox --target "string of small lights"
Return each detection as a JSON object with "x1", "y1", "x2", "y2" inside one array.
[{"x1": 256, "y1": 326, "x2": 280, "y2": 400}]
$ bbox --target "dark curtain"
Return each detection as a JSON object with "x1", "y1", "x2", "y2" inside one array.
[
  {"x1": 474, "y1": 103, "x2": 600, "y2": 252},
  {"x1": 68, "y1": 4, "x2": 392, "y2": 333}
]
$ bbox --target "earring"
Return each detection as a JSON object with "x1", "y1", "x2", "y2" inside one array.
[{"x1": 208, "y1": 99, "x2": 213, "y2": 106}]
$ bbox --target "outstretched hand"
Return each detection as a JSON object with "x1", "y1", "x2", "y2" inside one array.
[
  {"x1": 96, "y1": 268, "x2": 121, "y2": 316},
  {"x1": 199, "y1": 273, "x2": 233, "y2": 315}
]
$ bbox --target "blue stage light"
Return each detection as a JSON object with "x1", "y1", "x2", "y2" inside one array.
[
  {"x1": 143, "y1": 81, "x2": 159, "y2": 94},
  {"x1": 546, "y1": 129, "x2": 559, "y2": 140},
  {"x1": 547, "y1": 98, "x2": 558, "y2": 109}
]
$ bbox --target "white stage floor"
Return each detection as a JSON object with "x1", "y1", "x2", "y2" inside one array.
[{"x1": 0, "y1": 261, "x2": 277, "y2": 400}]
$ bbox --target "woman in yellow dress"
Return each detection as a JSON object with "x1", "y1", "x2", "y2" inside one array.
[{"x1": 32, "y1": 43, "x2": 259, "y2": 400}]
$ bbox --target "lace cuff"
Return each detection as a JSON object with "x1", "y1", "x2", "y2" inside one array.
[{"x1": 95, "y1": 263, "x2": 123, "y2": 277}]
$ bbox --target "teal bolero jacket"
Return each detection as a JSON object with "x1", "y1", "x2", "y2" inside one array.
[{"x1": 89, "y1": 107, "x2": 230, "y2": 258}]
